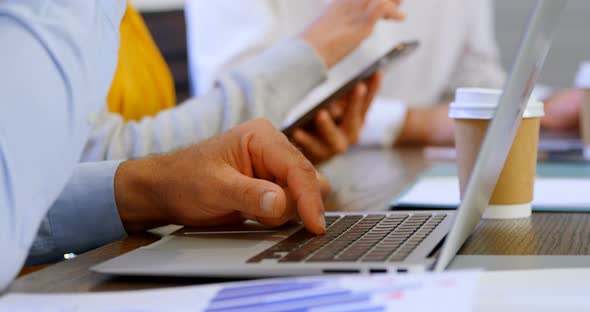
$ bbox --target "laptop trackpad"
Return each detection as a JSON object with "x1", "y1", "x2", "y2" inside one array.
[{"x1": 146, "y1": 222, "x2": 293, "y2": 254}]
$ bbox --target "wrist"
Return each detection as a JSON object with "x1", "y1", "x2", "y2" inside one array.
[
  {"x1": 114, "y1": 157, "x2": 170, "y2": 233},
  {"x1": 395, "y1": 108, "x2": 432, "y2": 146},
  {"x1": 300, "y1": 32, "x2": 337, "y2": 69}
]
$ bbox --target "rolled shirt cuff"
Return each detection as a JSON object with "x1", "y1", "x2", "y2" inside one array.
[
  {"x1": 48, "y1": 160, "x2": 127, "y2": 257},
  {"x1": 360, "y1": 97, "x2": 408, "y2": 147}
]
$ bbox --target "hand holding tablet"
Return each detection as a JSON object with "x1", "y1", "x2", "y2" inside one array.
[
  {"x1": 291, "y1": 73, "x2": 382, "y2": 164},
  {"x1": 282, "y1": 40, "x2": 418, "y2": 163},
  {"x1": 282, "y1": 41, "x2": 419, "y2": 137}
]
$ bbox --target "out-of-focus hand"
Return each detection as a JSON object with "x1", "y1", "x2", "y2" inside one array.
[
  {"x1": 395, "y1": 103, "x2": 455, "y2": 147},
  {"x1": 425, "y1": 103, "x2": 455, "y2": 146},
  {"x1": 301, "y1": 0, "x2": 405, "y2": 68},
  {"x1": 114, "y1": 119, "x2": 329, "y2": 235},
  {"x1": 291, "y1": 73, "x2": 382, "y2": 164},
  {"x1": 541, "y1": 89, "x2": 583, "y2": 131}
]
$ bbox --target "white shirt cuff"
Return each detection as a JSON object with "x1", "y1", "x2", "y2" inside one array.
[{"x1": 359, "y1": 97, "x2": 408, "y2": 147}]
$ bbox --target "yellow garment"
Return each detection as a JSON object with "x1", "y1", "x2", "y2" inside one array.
[{"x1": 107, "y1": 4, "x2": 176, "y2": 121}]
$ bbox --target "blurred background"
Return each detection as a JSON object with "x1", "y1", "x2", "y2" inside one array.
[
  {"x1": 131, "y1": 0, "x2": 589, "y2": 101},
  {"x1": 496, "y1": 0, "x2": 589, "y2": 88}
]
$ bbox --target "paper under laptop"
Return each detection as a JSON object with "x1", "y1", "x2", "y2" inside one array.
[
  {"x1": 0, "y1": 271, "x2": 479, "y2": 312},
  {"x1": 476, "y1": 269, "x2": 590, "y2": 312},
  {"x1": 394, "y1": 176, "x2": 590, "y2": 212},
  {"x1": 7, "y1": 268, "x2": 590, "y2": 311}
]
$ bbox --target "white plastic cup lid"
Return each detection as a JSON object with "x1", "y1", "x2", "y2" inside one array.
[
  {"x1": 575, "y1": 62, "x2": 590, "y2": 88},
  {"x1": 449, "y1": 88, "x2": 544, "y2": 120}
]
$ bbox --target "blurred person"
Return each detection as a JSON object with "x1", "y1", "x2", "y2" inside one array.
[
  {"x1": 541, "y1": 88, "x2": 584, "y2": 131},
  {"x1": 3, "y1": 0, "x2": 381, "y2": 290},
  {"x1": 83, "y1": 1, "x2": 403, "y2": 165},
  {"x1": 186, "y1": 0, "x2": 580, "y2": 147}
]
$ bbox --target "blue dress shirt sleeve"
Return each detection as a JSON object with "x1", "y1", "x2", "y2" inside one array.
[
  {"x1": 0, "y1": 1, "x2": 125, "y2": 291},
  {"x1": 26, "y1": 161, "x2": 127, "y2": 266}
]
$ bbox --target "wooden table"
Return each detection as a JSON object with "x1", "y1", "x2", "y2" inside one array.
[{"x1": 10, "y1": 148, "x2": 590, "y2": 293}]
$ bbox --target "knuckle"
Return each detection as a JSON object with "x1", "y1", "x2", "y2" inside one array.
[
  {"x1": 372, "y1": 0, "x2": 387, "y2": 10},
  {"x1": 237, "y1": 181, "x2": 260, "y2": 202},
  {"x1": 333, "y1": 139, "x2": 349, "y2": 153},
  {"x1": 247, "y1": 118, "x2": 275, "y2": 133},
  {"x1": 376, "y1": 0, "x2": 392, "y2": 16},
  {"x1": 333, "y1": 145, "x2": 346, "y2": 154},
  {"x1": 256, "y1": 118, "x2": 274, "y2": 129},
  {"x1": 280, "y1": 136, "x2": 303, "y2": 153},
  {"x1": 296, "y1": 160, "x2": 317, "y2": 177}
]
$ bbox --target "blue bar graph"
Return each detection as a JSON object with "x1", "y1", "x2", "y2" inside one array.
[{"x1": 205, "y1": 279, "x2": 393, "y2": 312}]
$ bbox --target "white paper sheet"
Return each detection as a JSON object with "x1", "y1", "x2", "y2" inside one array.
[
  {"x1": 476, "y1": 269, "x2": 590, "y2": 312},
  {"x1": 395, "y1": 176, "x2": 590, "y2": 210},
  {"x1": 11, "y1": 269, "x2": 590, "y2": 311},
  {"x1": 0, "y1": 285, "x2": 220, "y2": 312},
  {"x1": 0, "y1": 271, "x2": 480, "y2": 312}
]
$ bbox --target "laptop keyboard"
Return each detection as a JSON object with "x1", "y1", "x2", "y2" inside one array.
[{"x1": 247, "y1": 213, "x2": 446, "y2": 263}]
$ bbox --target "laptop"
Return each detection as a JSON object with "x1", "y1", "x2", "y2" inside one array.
[{"x1": 93, "y1": 0, "x2": 565, "y2": 277}]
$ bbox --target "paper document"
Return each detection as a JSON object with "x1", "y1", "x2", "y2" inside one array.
[
  {"x1": 394, "y1": 176, "x2": 590, "y2": 211},
  {"x1": 0, "y1": 271, "x2": 480, "y2": 312},
  {"x1": 0, "y1": 285, "x2": 220, "y2": 312},
  {"x1": 476, "y1": 269, "x2": 590, "y2": 312}
]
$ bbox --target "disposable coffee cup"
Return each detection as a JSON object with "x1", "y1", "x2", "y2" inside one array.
[
  {"x1": 575, "y1": 62, "x2": 590, "y2": 160},
  {"x1": 449, "y1": 88, "x2": 544, "y2": 219}
]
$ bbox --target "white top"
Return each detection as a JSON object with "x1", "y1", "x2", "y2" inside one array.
[
  {"x1": 81, "y1": 39, "x2": 327, "y2": 161},
  {"x1": 186, "y1": 0, "x2": 506, "y2": 146},
  {"x1": 575, "y1": 62, "x2": 590, "y2": 88}
]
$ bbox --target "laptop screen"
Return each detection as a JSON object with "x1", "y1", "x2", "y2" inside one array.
[{"x1": 434, "y1": 0, "x2": 567, "y2": 271}]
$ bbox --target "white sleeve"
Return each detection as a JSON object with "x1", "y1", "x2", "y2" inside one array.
[
  {"x1": 82, "y1": 38, "x2": 327, "y2": 161},
  {"x1": 359, "y1": 96, "x2": 408, "y2": 147},
  {"x1": 185, "y1": 0, "x2": 279, "y2": 95},
  {"x1": 447, "y1": 0, "x2": 506, "y2": 93}
]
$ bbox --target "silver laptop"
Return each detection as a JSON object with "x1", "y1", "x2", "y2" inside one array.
[{"x1": 93, "y1": 0, "x2": 565, "y2": 277}]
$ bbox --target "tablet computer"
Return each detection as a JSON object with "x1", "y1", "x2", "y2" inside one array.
[{"x1": 281, "y1": 40, "x2": 419, "y2": 136}]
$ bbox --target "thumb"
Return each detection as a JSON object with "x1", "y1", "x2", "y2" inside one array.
[{"x1": 223, "y1": 168, "x2": 288, "y2": 220}]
